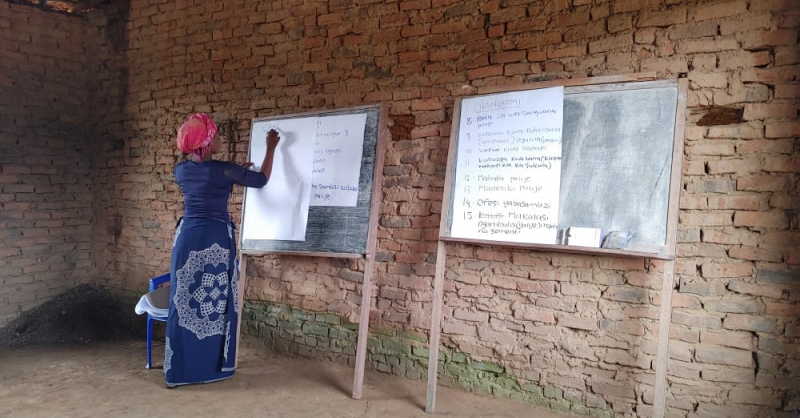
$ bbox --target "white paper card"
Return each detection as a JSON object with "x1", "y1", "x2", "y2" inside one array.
[
  {"x1": 311, "y1": 114, "x2": 367, "y2": 207},
  {"x1": 450, "y1": 86, "x2": 565, "y2": 244},
  {"x1": 242, "y1": 118, "x2": 317, "y2": 241}
]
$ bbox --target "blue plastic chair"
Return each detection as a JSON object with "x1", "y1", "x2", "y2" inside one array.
[{"x1": 145, "y1": 272, "x2": 170, "y2": 369}]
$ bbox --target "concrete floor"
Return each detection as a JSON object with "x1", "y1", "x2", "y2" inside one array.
[{"x1": 0, "y1": 340, "x2": 571, "y2": 418}]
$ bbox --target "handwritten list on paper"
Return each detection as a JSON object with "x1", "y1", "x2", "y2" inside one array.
[
  {"x1": 311, "y1": 114, "x2": 367, "y2": 207},
  {"x1": 450, "y1": 86, "x2": 565, "y2": 244}
]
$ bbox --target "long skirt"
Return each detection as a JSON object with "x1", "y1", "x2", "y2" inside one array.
[{"x1": 165, "y1": 217, "x2": 239, "y2": 386}]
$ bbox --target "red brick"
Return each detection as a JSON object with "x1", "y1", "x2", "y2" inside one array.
[
  {"x1": 740, "y1": 29, "x2": 799, "y2": 50},
  {"x1": 728, "y1": 388, "x2": 782, "y2": 408},
  {"x1": 466, "y1": 65, "x2": 504, "y2": 80},
  {"x1": 669, "y1": 21, "x2": 718, "y2": 40},
  {"x1": 557, "y1": 315, "x2": 597, "y2": 331},
  {"x1": 564, "y1": 19, "x2": 606, "y2": 42},
  {"x1": 707, "y1": 123, "x2": 763, "y2": 139},
  {"x1": 429, "y1": 49, "x2": 461, "y2": 62},
  {"x1": 707, "y1": 158, "x2": 762, "y2": 175},
  {"x1": 774, "y1": 45, "x2": 800, "y2": 66},
  {"x1": 700, "y1": 329, "x2": 755, "y2": 350},
  {"x1": 778, "y1": 13, "x2": 800, "y2": 29},
  {"x1": 514, "y1": 306, "x2": 556, "y2": 324},
  {"x1": 680, "y1": 195, "x2": 708, "y2": 210},
  {"x1": 735, "y1": 210, "x2": 790, "y2": 229},
  {"x1": 763, "y1": 155, "x2": 800, "y2": 173},
  {"x1": 775, "y1": 84, "x2": 800, "y2": 99},
  {"x1": 750, "y1": 0, "x2": 798, "y2": 12},
  {"x1": 695, "y1": 344, "x2": 754, "y2": 367},
  {"x1": 707, "y1": 195, "x2": 762, "y2": 210},
  {"x1": 765, "y1": 302, "x2": 800, "y2": 317},
  {"x1": 743, "y1": 103, "x2": 797, "y2": 121},
  {"x1": 729, "y1": 246, "x2": 783, "y2": 263},
  {"x1": 718, "y1": 50, "x2": 772, "y2": 70},
  {"x1": 599, "y1": 257, "x2": 644, "y2": 271},
  {"x1": 680, "y1": 37, "x2": 740, "y2": 54},
  {"x1": 766, "y1": 122, "x2": 800, "y2": 138},
  {"x1": 680, "y1": 211, "x2": 734, "y2": 227},
  {"x1": 737, "y1": 175, "x2": 791, "y2": 192},
  {"x1": 517, "y1": 31, "x2": 561, "y2": 49},
  {"x1": 613, "y1": 0, "x2": 660, "y2": 13},
  {"x1": 692, "y1": 0, "x2": 747, "y2": 22},
  {"x1": 701, "y1": 261, "x2": 754, "y2": 279},
  {"x1": 727, "y1": 280, "x2": 785, "y2": 299},
  {"x1": 431, "y1": 21, "x2": 467, "y2": 34},
  {"x1": 737, "y1": 139, "x2": 794, "y2": 154},
  {"x1": 490, "y1": 50, "x2": 526, "y2": 64},
  {"x1": 741, "y1": 66, "x2": 800, "y2": 83},
  {"x1": 590, "y1": 4, "x2": 609, "y2": 20},
  {"x1": 588, "y1": 33, "x2": 633, "y2": 54},
  {"x1": 489, "y1": 6, "x2": 527, "y2": 24},
  {"x1": 724, "y1": 314, "x2": 782, "y2": 333},
  {"x1": 547, "y1": 45, "x2": 586, "y2": 59},
  {"x1": 542, "y1": 0, "x2": 569, "y2": 14},
  {"x1": 550, "y1": 9, "x2": 590, "y2": 28},
  {"x1": 506, "y1": 17, "x2": 547, "y2": 35},
  {"x1": 625, "y1": 272, "x2": 662, "y2": 290},
  {"x1": 636, "y1": 7, "x2": 688, "y2": 28},
  {"x1": 504, "y1": 63, "x2": 535, "y2": 76},
  {"x1": 701, "y1": 367, "x2": 755, "y2": 383}
]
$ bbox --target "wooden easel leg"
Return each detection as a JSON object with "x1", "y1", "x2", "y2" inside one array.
[
  {"x1": 352, "y1": 254, "x2": 376, "y2": 399},
  {"x1": 425, "y1": 241, "x2": 448, "y2": 413},
  {"x1": 234, "y1": 254, "x2": 247, "y2": 369},
  {"x1": 653, "y1": 260, "x2": 675, "y2": 418}
]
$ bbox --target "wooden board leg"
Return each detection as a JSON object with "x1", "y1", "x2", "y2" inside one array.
[
  {"x1": 234, "y1": 254, "x2": 247, "y2": 369},
  {"x1": 425, "y1": 241, "x2": 448, "y2": 413},
  {"x1": 653, "y1": 260, "x2": 675, "y2": 418},
  {"x1": 352, "y1": 253, "x2": 376, "y2": 399}
]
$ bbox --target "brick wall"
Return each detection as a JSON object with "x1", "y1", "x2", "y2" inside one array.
[
  {"x1": 4, "y1": 0, "x2": 796, "y2": 416},
  {"x1": 0, "y1": 3, "x2": 94, "y2": 326}
]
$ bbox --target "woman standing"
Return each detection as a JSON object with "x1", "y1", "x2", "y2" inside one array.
[{"x1": 165, "y1": 113, "x2": 279, "y2": 387}]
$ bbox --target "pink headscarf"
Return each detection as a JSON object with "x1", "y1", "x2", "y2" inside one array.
[{"x1": 176, "y1": 113, "x2": 217, "y2": 158}]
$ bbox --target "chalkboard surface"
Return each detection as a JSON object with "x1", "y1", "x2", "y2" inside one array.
[
  {"x1": 443, "y1": 79, "x2": 684, "y2": 257},
  {"x1": 240, "y1": 105, "x2": 384, "y2": 256}
]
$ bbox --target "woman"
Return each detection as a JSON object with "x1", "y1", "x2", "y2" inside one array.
[{"x1": 165, "y1": 113, "x2": 279, "y2": 387}]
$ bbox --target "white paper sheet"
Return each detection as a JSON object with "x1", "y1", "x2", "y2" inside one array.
[
  {"x1": 450, "y1": 86, "x2": 565, "y2": 244},
  {"x1": 310, "y1": 114, "x2": 367, "y2": 207},
  {"x1": 242, "y1": 118, "x2": 317, "y2": 241}
]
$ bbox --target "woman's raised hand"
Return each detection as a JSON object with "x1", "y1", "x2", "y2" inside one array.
[{"x1": 267, "y1": 129, "x2": 280, "y2": 149}]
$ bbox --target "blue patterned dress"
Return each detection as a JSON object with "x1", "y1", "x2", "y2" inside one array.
[{"x1": 165, "y1": 160, "x2": 266, "y2": 387}]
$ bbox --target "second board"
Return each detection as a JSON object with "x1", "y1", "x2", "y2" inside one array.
[{"x1": 442, "y1": 79, "x2": 686, "y2": 259}]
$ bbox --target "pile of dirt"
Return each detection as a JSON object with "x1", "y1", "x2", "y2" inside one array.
[{"x1": 0, "y1": 284, "x2": 146, "y2": 349}]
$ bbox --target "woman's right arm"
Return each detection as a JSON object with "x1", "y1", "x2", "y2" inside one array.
[
  {"x1": 260, "y1": 129, "x2": 280, "y2": 184},
  {"x1": 224, "y1": 129, "x2": 281, "y2": 188}
]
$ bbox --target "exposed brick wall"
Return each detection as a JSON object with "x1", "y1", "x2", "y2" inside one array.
[
  {"x1": 3, "y1": 0, "x2": 796, "y2": 416},
  {"x1": 0, "y1": 3, "x2": 94, "y2": 326},
  {"x1": 87, "y1": 0, "x2": 798, "y2": 416}
]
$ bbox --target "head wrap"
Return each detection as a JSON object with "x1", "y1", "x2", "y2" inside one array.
[{"x1": 176, "y1": 113, "x2": 217, "y2": 158}]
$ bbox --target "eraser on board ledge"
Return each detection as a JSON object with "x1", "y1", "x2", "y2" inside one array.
[{"x1": 564, "y1": 227, "x2": 602, "y2": 247}]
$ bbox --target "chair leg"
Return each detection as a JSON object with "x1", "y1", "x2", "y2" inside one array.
[{"x1": 146, "y1": 316, "x2": 153, "y2": 369}]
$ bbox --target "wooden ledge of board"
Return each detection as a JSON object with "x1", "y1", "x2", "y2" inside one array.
[
  {"x1": 439, "y1": 236, "x2": 675, "y2": 260},
  {"x1": 239, "y1": 250, "x2": 364, "y2": 259},
  {"x1": 476, "y1": 72, "x2": 659, "y2": 95}
]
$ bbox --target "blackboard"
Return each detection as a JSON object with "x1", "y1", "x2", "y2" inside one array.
[
  {"x1": 240, "y1": 104, "x2": 386, "y2": 257},
  {"x1": 441, "y1": 78, "x2": 686, "y2": 259}
]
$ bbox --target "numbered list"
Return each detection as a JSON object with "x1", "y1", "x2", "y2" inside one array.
[
  {"x1": 310, "y1": 114, "x2": 367, "y2": 207},
  {"x1": 450, "y1": 87, "x2": 564, "y2": 244}
]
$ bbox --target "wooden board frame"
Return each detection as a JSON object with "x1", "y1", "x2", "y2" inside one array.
[
  {"x1": 441, "y1": 74, "x2": 679, "y2": 259},
  {"x1": 425, "y1": 74, "x2": 687, "y2": 418},
  {"x1": 233, "y1": 103, "x2": 389, "y2": 402}
]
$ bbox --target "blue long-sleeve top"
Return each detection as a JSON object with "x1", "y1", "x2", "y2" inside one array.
[{"x1": 175, "y1": 160, "x2": 266, "y2": 221}]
